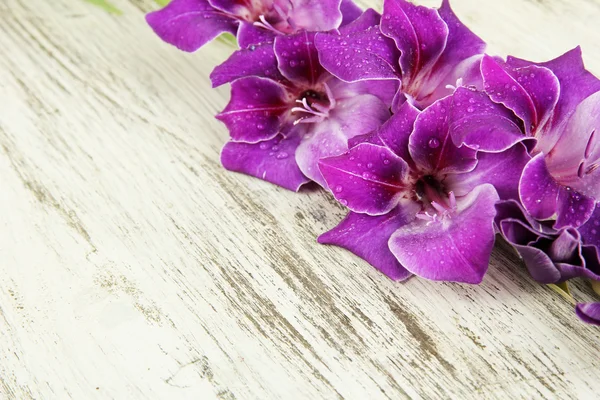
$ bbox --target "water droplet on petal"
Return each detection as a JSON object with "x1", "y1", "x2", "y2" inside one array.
[{"x1": 428, "y1": 138, "x2": 440, "y2": 148}]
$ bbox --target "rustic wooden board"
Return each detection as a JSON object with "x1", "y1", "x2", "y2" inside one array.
[{"x1": 1, "y1": 0, "x2": 599, "y2": 398}]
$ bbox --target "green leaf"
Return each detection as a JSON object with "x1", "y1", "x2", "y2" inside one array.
[
  {"x1": 217, "y1": 32, "x2": 238, "y2": 48},
  {"x1": 83, "y1": 0, "x2": 122, "y2": 14},
  {"x1": 154, "y1": 0, "x2": 171, "y2": 6},
  {"x1": 548, "y1": 281, "x2": 574, "y2": 303}
]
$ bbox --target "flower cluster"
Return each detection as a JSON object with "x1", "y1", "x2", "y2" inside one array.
[{"x1": 147, "y1": 0, "x2": 600, "y2": 325}]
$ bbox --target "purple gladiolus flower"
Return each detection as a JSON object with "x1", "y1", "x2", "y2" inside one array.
[
  {"x1": 315, "y1": 0, "x2": 486, "y2": 109},
  {"x1": 146, "y1": 0, "x2": 361, "y2": 52},
  {"x1": 495, "y1": 200, "x2": 600, "y2": 284},
  {"x1": 317, "y1": 89, "x2": 530, "y2": 283},
  {"x1": 481, "y1": 48, "x2": 600, "y2": 229},
  {"x1": 214, "y1": 23, "x2": 397, "y2": 190},
  {"x1": 576, "y1": 303, "x2": 600, "y2": 326}
]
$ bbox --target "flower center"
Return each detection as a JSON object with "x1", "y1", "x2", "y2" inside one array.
[
  {"x1": 413, "y1": 175, "x2": 456, "y2": 224},
  {"x1": 290, "y1": 84, "x2": 336, "y2": 125}
]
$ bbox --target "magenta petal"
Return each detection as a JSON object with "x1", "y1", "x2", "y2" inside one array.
[
  {"x1": 236, "y1": 22, "x2": 277, "y2": 48},
  {"x1": 319, "y1": 143, "x2": 409, "y2": 215},
  {"x1": 579, "y1": 204, "x2": 600, "y2": 247},
  {"x1": 286, "y1": 0, "x2": 343, "y2": 32},
  {"x1": 380, "y1": 0, "x2": 447, "y2": 85},
  {"x1": 554, "y1": 189, "x2": 596, "y2": 229},
  {"x1": 295, "y1": 94, "x2": 391, "y2": 187},
  {"x1": 508, "y1": 47, "x2": 600, "y2": 134},
  {"x1": 274, "y1": 32, "x2": 324, "y2": 85},
  {"x1": 375, "y1": 101, "x2": 420, "y2": 161},
  {"x1": 519, "y1": 153, "x2": 560, "y2": 220},
  {"x1": 545, "y1": 91, "x2": 600, "y2": 199},
  {"x1": 449, "y1": 87, "x2": 526, "y2": 152},
  {"x1": 318, "y1": 204, "x2": 419, "y2": 280},
  {"x1": 216, "y1": 77, "x2": 291, "y2": 143},
  {"x1": 481, "y1": 55, "x2": 559, "y2": 135},
  {"x1": 409, "y1": 95, "x2": 478, "y2": 174},
  {"x1": 340, "y1": 0, "x2": 363, "y2": 26},
  {"x1": 389, "y1": 184, "x2": 499, "y2": 284},
  {"x1": 512, "y1": 241, "x2": 562, "y2": 284},
  {"x1": 221, "y1": 134, "x2": 309, "y2": 191},
  {"x1": 447, "y1": 143, "x2": 530, "y2": 201},
  {"x1": 315, "y1": 9, "x2": 401, "y2": 83},
  {"x1": 575, "y1": 303, "x2": 600, "y2": 326},
  {"x1": 210, "y1": 43, "x2": 283, "y2": 87},
  {"x1": 146, "y1": 0, "x2": 237, "y2": 52}
]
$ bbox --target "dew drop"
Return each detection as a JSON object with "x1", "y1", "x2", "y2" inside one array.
[
  {"x1": 335, "y1": 185, "x2": 343, "y2": 193},
  {"x1": 428, "y1": 138, "x2": 440, "y2": 148}
]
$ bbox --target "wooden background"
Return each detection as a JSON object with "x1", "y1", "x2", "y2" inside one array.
[{"x1": 1, "y1": 0, "x2": 599, "y2": 398}]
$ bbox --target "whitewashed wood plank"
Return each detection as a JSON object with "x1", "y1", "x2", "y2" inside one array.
[{"x1": 1, "y1": 0, "x2": 599, "y2": 399}]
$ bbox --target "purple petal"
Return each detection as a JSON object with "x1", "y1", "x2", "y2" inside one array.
[
  {"x1": 545, "y1": 91, "x2": 600, "y2": 199},
  {"x1": 579, "y1": 204, "x2": 600, "y2": 247},
  {"x1": 449, "y1": 87, "x2": 526, "y2": 153},
  {"x1": 319, "y1": 143, "x2": 409, "y2": 215},
  {"x1": 286, "y1": 0, "x2": 343, "y2": 32},
  {"x1": 318, "y1": 204, "x2": 419, "y2": 280},
  {"x1": 447, "y1": 143, "x2": 530, "y2": 201},
  {"x1": 146, "y1": 0, "x2": 238, "y2": 52},
  {"x1": 340, "y1": 0, "x2": 363, "y2": 26},
  {"x1": 207, "y1": 0, "x2": 244, "y2": 14},
  {"x1": 328, "y1": 77, "x2": 398, "y2": 106},
  {"x1": 216, "y1": 77, "x2": 291, "y2": 143},
  {"x1": 236, "y1": 22, "x2": 277, "y2": 48},
  {"x1": 495, "y1": 199, "x2": 556, "y2": 237},
  {"x1": 380, "y1": 0, "x2": 447, "y2": 85},
  {"x1": 274, "y1": 32, "x2": 324, "y2": 86},
  {"x1": 210, "y1": 42, "x2": 283, "y2": 87},
  {"x1": 315, "y1": 9, "x2": 401, "y2": 83},
  {"x1": 554, "y1": 188, "x2": 596, "y2": 229},
  {"x1": 409, "y1": 95, "x2": 478, "y2": 174},
  {"x1": 575, "y1": 303, "x2": 600, "y2": 326},
  {"x1": 295, "y1": 94, "x2": 391, "y2": 187},
  {"x1": 511, "y1": 240, "x2": 562, "y2": 283},
  {"x1": 519, "y1": 153, "x2": 561, "y2": 220},
  {"x1": 481, "y1": 55, "x2": 559, "y2": 135},
  {"x1": 389, "y1": 184, "x2": 499, "y2": 284},
  {"x1": 508, "y1": 47, "x2": 600, "y2": 136},
  {"x1": 221, "y1": 134, "x2": 310, "y2": 191},
  {"x1": 374, "y1": 101, "x2": 420, "y2": 161},
  {"x1": 410, "y1": 0, "x2": 486, "y2": 107}
]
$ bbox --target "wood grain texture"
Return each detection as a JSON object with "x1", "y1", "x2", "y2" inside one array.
[{"x1": 1, "y1": 0, "x2": 599, "y2": 398}]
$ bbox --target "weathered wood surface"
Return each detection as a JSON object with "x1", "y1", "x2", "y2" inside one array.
[{"x1": 1, "y1": 0, "x2": 599, "y2": 398}]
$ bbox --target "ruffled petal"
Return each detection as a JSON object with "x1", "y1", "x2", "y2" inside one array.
[
  {"x1": 447, "y1": 142, "x2": 530, "y2": 201},
  {"x1": 274, "y1": 31, "x2": 325, "y2": 85},
  {"x1": 389, "y1": 184, "x2": 499, "y2": 284},
  {"x1": 575, "y1": 303, "x2": 600, "y2": 326},
  {"x1": 481, "y1": 55, "x2": 559, "y2": 136},
  {"x1": 221, "y1": 133, "x2": 310, "y2": 191},
  {"x1": 409, "y1": 95, "x2": 478, "y2": 174},
  {"x1": 146, "y1": 0, "x2": 238, "y2": 52},
  {"x1": 216, "y1": 77, "x2": 291, "y2": 143},
  {"x1": 319, "y1": 143, "x2": 410, "y2": 215},
  {"x1": 210, "y1": 42, "x2": 283, "y2": 87},
  {"x1": 318, "y1": 204, "x2": 419, "y2": 280},
  {"x1": 315, "y1": 9, "x2": 401, "y2": 82},
  {"x1": 295, "y1": 94, "x2": 391, "y2": 187}
]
